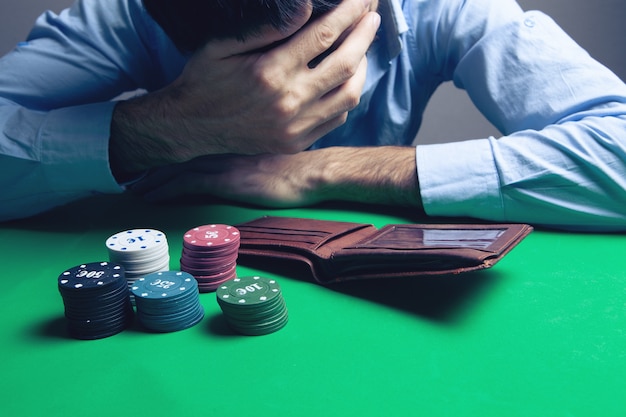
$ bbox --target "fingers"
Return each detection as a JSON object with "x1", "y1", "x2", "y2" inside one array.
[
  {"x1": 284, "y1": 0, "x2": 375, "y2": 65},
  {"x1": 314, "y1": 11, "x2": 379, "y2": 75},
  {"x1": 317, "y1": 34, "x2": 371, "y2": 108},
  {"x1": 299, "y1": 55, "x2": 369, "y2": 140},
  {"x1": 253, "y1": 6, "x2": 379, "y2": 145}
]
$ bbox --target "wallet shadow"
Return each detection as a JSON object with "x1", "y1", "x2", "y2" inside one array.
[{"x1": 238, "y1": 257, "x2": 500, "y2": 323}]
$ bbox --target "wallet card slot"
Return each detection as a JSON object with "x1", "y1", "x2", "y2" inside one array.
[
  {"x1": 237, "y1": 225, "x2": 330, "y2": 246},
  {"x1": 238, "y1": 217, "x2": 374, "y2": 253}
]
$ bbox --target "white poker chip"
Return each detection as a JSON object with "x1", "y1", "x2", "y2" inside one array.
[
  {"x1": 123, "y1": 258, "x2": 171, "y2": 278},
  {"x1": 105, "y1": 229, "x2": 171, "y2": 297},
  {"x1": 106, "y1": 229, "x2": 168, "y2": 259}
]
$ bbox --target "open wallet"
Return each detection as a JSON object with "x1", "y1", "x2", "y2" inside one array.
[{"x1": 235, "y1": 216, "x2": 533, "y2": 284}]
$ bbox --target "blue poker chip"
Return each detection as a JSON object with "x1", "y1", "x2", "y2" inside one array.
[
  {"x1": 131, "y1": 271, "x2": 197, "y2": 299},
  {"x1": 131, "y1": 271, "x2": 204, "y2": 333},
  {"x1": 57, "y1": 262, "x2": 134, "y2": 340},
  {"x1": 138, "y1": 304, "x2": 204, "y2": 333}
]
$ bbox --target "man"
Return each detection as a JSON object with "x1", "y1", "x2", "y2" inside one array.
[{"x1": 1, "y1": 0, "x2": 626, "y2": 231}]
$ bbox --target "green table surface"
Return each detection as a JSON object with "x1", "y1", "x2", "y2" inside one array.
[{"x1": 1, "y1": 194, "x2": 624, "y2": 417}]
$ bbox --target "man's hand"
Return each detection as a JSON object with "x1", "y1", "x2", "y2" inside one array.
[
  {"x1": 131, "y1": 147, "x2": 424, "y2": 211},
  {"x1": 109, "y1": 0, "x2": 381, "y2": 181}
]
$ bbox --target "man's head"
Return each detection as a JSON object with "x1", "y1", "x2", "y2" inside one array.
[{"x1": 142, "y1": 0, "x2": 343, "y2": 53}]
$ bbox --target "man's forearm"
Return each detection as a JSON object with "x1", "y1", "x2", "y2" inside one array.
[
  {"x1": 108, "y1": 92, "x2": 228, "y2": 182},
  {"x1": 131, "y1": 145, "x2": 424, "y2": 212},
  {"x1": 311, "y1": 146, "x2": 423, "y2": 209},
  {"x1": 110, "y1": 95, "x2": 174, "y2": 182}
]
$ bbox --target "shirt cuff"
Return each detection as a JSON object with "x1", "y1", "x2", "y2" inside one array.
[
  {"x1": 41, "y1": 101, "x2": 123, "y2": 194},
  {"x1": 416, "y1": 138, "x2": 505, "y2": 220}
]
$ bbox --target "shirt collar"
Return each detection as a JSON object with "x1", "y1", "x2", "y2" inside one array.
[{"x1": 378, "y1": 0, "x2": 409, "y2": 59}]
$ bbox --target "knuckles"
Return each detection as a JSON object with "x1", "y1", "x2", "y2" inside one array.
[
  {"x1": 334, "y1": 58, "x2": 360, "y2": 82},
  {"x1": 342, "y1": 87, "x2": 361, "y2": 110},
  {"x1": 251, "y1": 62, "x2": 285, "y2": 95},
  {"x1": 312, "y1": 22, "x2": 340, "y2": 52}
]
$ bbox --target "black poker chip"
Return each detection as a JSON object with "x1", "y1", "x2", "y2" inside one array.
[{"x1": 57, "y1": 262, "x2": 134, "y2": 340}]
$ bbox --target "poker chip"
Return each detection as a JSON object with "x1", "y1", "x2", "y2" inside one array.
[
  {"x1": 131, "y1": 271, "x2": 204, "y2": 333},
  {"x1": 58, "y1": 262, "x2": 134, "y2": 340},
  {"x1": 105, "y1": 229, "x2": 171, "y2": 299},
  {"x1": 180, "y1": 224, "x2": 240, "y2": 292},
  {"x1": 216, "y1": 276, "x2": 288, "y2": 336}
]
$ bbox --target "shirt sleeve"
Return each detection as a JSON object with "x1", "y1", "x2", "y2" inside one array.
[
  {"x1": 0, "y1": 0, "x2": 164, "y2": 222},
  {"x1": 415, "y1": 1, "x2": 626, "y2": 231}
]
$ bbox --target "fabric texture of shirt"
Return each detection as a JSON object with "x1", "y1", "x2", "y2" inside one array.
[{"x1": 1, "y1": 0, "x2": 625, "y2": 230}]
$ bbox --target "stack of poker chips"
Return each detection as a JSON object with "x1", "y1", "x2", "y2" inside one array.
[
  {"x1": 180, "y1": 224, "x2": 240, "y2": 292},
  {"x1": 131, "y1": 271, "x2": 204, "y2": 333},
  {"x1": 57, "y1": 262, "x2": 134, "y2": 340},
  {"x1": 105, "y1": 229, "x2": 171, "y2": 297},
  {"x1": 216, "y1": 276, "x2": 288, "y2": 336}
]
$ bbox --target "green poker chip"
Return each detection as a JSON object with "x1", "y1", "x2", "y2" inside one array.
[
  {"x1": 217, "y1": 276, "x2": 281, "y2": 306},
  {"x1": 216, "y1": 276, "x2": 288, "y2": 336}
]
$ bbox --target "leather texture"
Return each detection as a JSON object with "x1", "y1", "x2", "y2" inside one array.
[{"x1": 236, "y1": 216, "x2": 533, "y2": 283}]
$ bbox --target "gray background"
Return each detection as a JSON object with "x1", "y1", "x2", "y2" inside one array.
[{"x1": 1, "y1": 0, "x2": 625, "y2": 144}]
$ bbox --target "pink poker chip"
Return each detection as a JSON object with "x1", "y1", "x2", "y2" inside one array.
[
  {"x1": 195, "y1": 266, "x2": 238, "y2": 293},
  {"x1": 181, "y1": 244, "x2": 238, "y2": 258},
  {"x1": 180, "y1": 259, "x2": 237, "y2": 276},
  {"x1": 180, "y1": 224, "x2": 241, "y2": 292},
  {"x1": 180, "y1": 256, "x2": 237, "y2": 270},
  {"x1": 183, "y1": 224, "x2": 240, "y2": 250}
]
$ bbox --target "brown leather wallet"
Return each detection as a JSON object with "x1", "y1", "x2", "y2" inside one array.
[{"x1": 236, "y1": 216, "x2": 533, "y2": 283}]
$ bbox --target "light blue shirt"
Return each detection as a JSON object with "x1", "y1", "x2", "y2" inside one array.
[{"x1": 1, "y1": 0, "x2": 626, "y2": 230}]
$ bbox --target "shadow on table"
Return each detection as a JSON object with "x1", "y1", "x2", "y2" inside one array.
[
  {"x1": 330, "y1": 272, "x2": 499, "y2": 323},
  {"x1": 37, "y1": 316, "x2": 68, "y2": 339},
  {"x1": 37, "y1": 311, "x2": 269, "y2": 339},
  {"x1": 237, "y1": 256, "x2": 500, "y2": 324}
]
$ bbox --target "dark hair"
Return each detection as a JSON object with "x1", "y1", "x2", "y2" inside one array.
[{"x1": 142, "y1": 0, "x2": 342, "y2": 53}]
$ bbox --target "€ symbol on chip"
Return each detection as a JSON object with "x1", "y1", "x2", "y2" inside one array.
[{"x1": 235, "y1": 288, "x2": 247, "y2": 296}]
